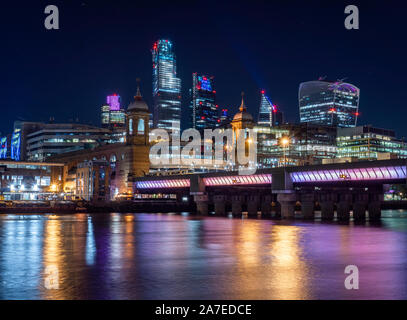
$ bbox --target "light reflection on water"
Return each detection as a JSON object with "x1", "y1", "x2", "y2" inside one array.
[{"x1": 0, "y1": 211, "x2": 406, "y2": 300}]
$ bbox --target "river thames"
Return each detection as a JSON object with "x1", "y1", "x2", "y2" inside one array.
[{"x1": 0, "y1": 210, "x2": 406, "y2": 300}]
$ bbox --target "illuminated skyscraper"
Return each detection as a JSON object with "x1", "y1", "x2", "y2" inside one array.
[
  {"x1": 299, "y1": 80, "x2": 360, "y2": 127},
  {"x1": 152, "y1": 39, "x2": 182, "y2": 134},
  {"x1": 100, "y1": 94, "x2": 126, "y2": 131},
  {"x1": 190, "y1": 73, "x2": 219, "y2": 130},
  {"x1": 258, "y1": 90, "x2": 283, "y2": 127}
]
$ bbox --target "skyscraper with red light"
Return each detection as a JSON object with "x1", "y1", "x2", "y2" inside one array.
[
  {"x1": 152, "y1": 39, "x2": 181, "y2": 134},
  {"x1": 189, "y1": 73, "x2": 219, "y2": 130},
  {"x1": 258, "y1": 90, "x2": 283, "y2": 127}
]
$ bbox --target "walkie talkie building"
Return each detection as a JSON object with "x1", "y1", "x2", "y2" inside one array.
[
  {"x1": 152, "y1": 39, "x2": 182, "y2": 134},
  {"x1": 299, "y1": 80, "x2": 360, "y2": 127}
]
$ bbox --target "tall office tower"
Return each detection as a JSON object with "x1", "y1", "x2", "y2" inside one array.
[
  {"x1": 152, "y1": 39, "x2": 182, "y2": 134},
  {"x1": 100, "y1": 94, "x2": 126, "y2": 131},
  {"x1": 190, "y1": 73, "x2": 219, "y2": 130},
  {"x1": 299, "y1": 80, "x2": 360, "y2": 127},
  {"x1": 258, "y1": 90, "x2": 283, "y2": 127}
]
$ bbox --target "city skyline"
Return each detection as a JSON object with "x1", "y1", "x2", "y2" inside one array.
[{"x1": 1, "y1": 1, "x2": 406, "y2": 137}]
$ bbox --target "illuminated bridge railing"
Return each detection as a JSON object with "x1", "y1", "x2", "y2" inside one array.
[
  {"x1": 136, "y1": 179, "x2": 190, "y2": 189},
  {"x1": 203, "y1": 174, "x2": 272, "y2": 186},
  {"x1": 290, "y1": 166, "x2": 406, "y2": 183}
]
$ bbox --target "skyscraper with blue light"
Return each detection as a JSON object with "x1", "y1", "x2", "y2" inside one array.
[
  {"x1": 299, "y1": 80, "x2": 360, "y2": 127},
  {"x1": 190, "y1": 73, "x2": 219, "y2": 130},
  {"x1": 152, "y1": 39, "x2": 182, "y2": 134}
]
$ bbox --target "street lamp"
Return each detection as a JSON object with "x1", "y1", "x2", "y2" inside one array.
[{"x1": 280, "y1": 137, "x2": 290, "y2": 167}]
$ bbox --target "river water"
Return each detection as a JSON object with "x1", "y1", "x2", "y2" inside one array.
[{"x1": 0, "y1": 210, "x2": 406, "y2": 300}]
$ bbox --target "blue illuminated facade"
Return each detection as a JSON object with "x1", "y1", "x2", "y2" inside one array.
[
  {"x1": 190, "y1": 73, "x2": 219, "y2": 130},
  {"x1": 152, "y1": 39, "x2": 182, "y2": 134},
  {"x1": 299, "y1": 80, "x2": 360, "y2": 127},
  {"x1": 11, "y1": 129, "x2": 21, "y2": 161}
]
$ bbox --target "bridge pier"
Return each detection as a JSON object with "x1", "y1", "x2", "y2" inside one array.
[
  {"x1": 213, "y1": 195, "x2": 226, "y2": 216},
  {"x1": 337, "y1": 193, "x2": 352, "y2": 221},
  {"x1": 300, "y1": 193, "x2": 315, "y2": 219},
  {"x1": 194, "y1": 194, "x2": 208, "y2": 215},
  {"x1": 261, "y1": 195, "x2": 272, "y2": 217},
  {"x1": 353, "y1": 194, "x2": 368, "y2": 221},
  {"x1": 276, "y1": 191, "x2": 296, "y2": 219},
  {"x1": 231, "y1": 195, "x2": 243, "y2": 217},
  {"x1": 321, "y1": 201, "x2": 334, "y2": 220},
  {"x1": 247, "y1": 195, "x2": 259, "y2": 217},
  {"x1": 353, "y1": 201, "x2": 367, "y2": 221},
  {"x1": 368, "y1": 201, "x2": 381, "y2": 220}
]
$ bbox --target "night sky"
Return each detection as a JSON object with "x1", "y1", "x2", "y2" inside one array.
[{"x1": 2, "y1": 1, "x2": 407, "y2": 136}]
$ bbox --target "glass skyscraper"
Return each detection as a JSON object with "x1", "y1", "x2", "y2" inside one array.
[
  {"x1": 299, "y1": 80, "x2": 360, "y2": 127},
  {"x1": 190, "y1": 73, "x2": 219, "y2": 130},
  {"x1": 258, "y1": 90, "x2": 283, "y2": 127},
  {"x1": 152, "y1": 39, "x2": 182, "y2": 134}
]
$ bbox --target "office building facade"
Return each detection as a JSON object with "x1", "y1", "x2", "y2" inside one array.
[
  {"x1": 299, "y1": 80, "x2": 360, "y2": 127},
  {"x1": 100, "y1": 94, "x2": 126, "y2": 131},
  {"x1": 190, "y1": 73, "x2": 219, "y2": 130},
  {"x1": 26, "y1": 123, "x2": 112, "y2": 161},
  {"x1": 152, "y1": 39, "x2": 182, "y2": 134},
  {"x1": 337, "y1": 126, "x2": 407, "y2": 160}
]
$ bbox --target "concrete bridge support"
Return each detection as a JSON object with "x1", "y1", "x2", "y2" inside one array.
[
  {"x1": 261, "y1": 195, "x2": 272, "y2": 217},
  {"x1": 337, "y1": 194, "x2": 352, "y2": 221},
  {"x1": 276, "y1": 192, "x2": 296, "y2": 219},
  {"x1": 353, "y1": 201, "x2": 367, "y2": 221},
  {"x1": 321, "y1": 201, "x2": 334, "y2": 220},
  {"x1": 368, "y1": 202, "x2": 381, "y2": 220},
  {"x1": 247, "y1": 195, "x2": 259, "y2": 217},
  {"x1": 231, "y1": 195, "x2": 243, "y2": 217},
  {"x1": 213, "y1": 195, "x2": 226, "y2": 216},
  {"x1": 194, "y1": 194, "x2": 208, "y2": 215},
  {"x1": 300, "y1": 193, "x2": 315, "y2": 219},
  {"x1": 353, "y1": 194, "x2": 368, "y2": 221}
]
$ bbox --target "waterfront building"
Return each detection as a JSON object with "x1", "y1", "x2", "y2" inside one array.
[
  {"x1": 152, "y1": 39, "x2": 182, "y2": 134},
  {"x1": 76, "y1": 160, "x2": 110, "y2": 201},
  {"x1": 337, "y1": 125, "x2": 407, "y2": 160},
  {"x1": 100, "y1": 94, "x2": 126, "y2": 131},
  {"x1": 49, "y1": 87, "x2": 151, "y2": 200},
  {"x1": 0, "y1": 160, "x2": 64, "y2": 200},
  {"x1": 26, "y1": 123, "x2": 112, "y2": 162},
  {"x1": 190, "y1": 73, "x2": 219, "y2": 130},
  {"x1": 256, "y1": 123, "x2": 337, "y2": 168},
  {"x1": 299, "y1": 79, "x2": 360, "y2": 127}
]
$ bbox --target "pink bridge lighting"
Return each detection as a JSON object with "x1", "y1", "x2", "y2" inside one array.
[
  {"x1": 203, "y1": 174, "x2": 272, "y2": 186},
  {"x1": 290, "y1": 166, "x2": 406, "y2": 183},
  {"x1": 136, "y1": 179, "x2": 190, "y2": 189}
]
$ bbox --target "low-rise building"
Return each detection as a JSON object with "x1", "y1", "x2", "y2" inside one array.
[
  {"x1": 337, "y1": 125, "x2": 407, "y2": 160},
  {"x1": 76, "y1": 160, "x2": 110, "y2": 201},
  {"x1": 26, "y1": 123, "x2": 113, "y2": 161},
  {"x1": 0, "y1": 160, "x2": 64, "y2": 200}
]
